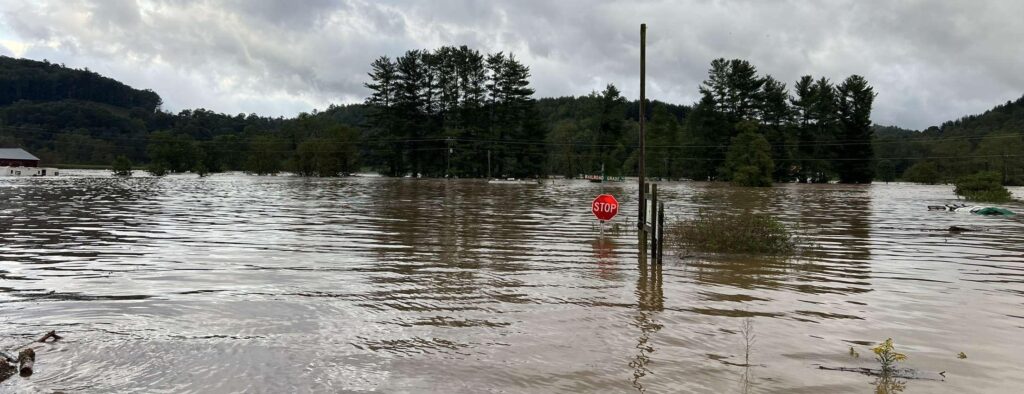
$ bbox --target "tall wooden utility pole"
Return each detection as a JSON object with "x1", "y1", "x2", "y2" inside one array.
[{"x1": 638, "y1": 23, "x2": 647, "y2": 254}]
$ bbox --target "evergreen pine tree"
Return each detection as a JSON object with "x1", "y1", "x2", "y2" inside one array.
[{"x1": 836, "y1": 75, "x2": 876, "y2": 183}]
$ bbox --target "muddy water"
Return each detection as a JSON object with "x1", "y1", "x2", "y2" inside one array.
[{"x1": 1, "y1": 172, "x2": 1023, "y2": 393}]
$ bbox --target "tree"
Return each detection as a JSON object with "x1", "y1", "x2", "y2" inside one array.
[
  {"x1": 246, "y1": 135, "x2": 286, "y2": 175},
  {"x1": 760, "y1": 76, "x2": 796, "y2": 181},
  {"x1": 723, "y1": 122, "x2": 774, "y2": 187},
  {"x1": 361, "y1": 47, "x2": 541, "y2": 178},
  {"x1": 699, "y1": 58, "x2": 765, "y2": 124},
  {"x1": 974, "y1": 131, "x2": 1024, "y2": 185},
  {"x1": 111, "y1": 155, "x2": 133, "y2": 176},
  {"x1": 836, "y1": 75, "x2": 876, "y2": 183},
  {"x1": 588, "y1": 84, "x2": 627, "y2": 177},
  {"x1": 293, "y1": 126, "x2": 359, "y2": 177},
  {"x1": 791, "y1": 75, "x2": 816, "y2": 181},
  {"x1": 877, "y1": 159, "x2": 896, "y2": 183},
  {"x1": 193, "y1": 162, "x2": 209, "y2": 177},
  {"x1": 147, "y1": 131, "x2": 197, "y2": 173},
  {"x1": 545, "y1": 121, "x2": 582, "y2": 178},
  {"x1": 647, "y1": 104, "x2": 682, "y2": 179},
  {"x1": 394, "y1": 50, "x2": 428, "y2": 176},
  {"x1": 902, "y1": 161, "x2": 941, "y2": 184},
  {"x1": 147, "y1": 161, "x2": 167, "y2": 176},
  {"x1": 807, "y1": 77, "x2": 840, "y2": 183}
]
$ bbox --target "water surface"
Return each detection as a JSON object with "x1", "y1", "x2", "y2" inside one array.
[{"x1": 2, "y1": 172, "x2": 1023, "y2": 393}]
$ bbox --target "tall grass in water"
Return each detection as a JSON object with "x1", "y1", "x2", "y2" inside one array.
[{"x1": 669, "y1": 211, "x2": 796, "y2": 256}]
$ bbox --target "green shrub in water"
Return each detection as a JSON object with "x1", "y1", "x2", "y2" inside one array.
[
  {"x1": 669, "y1": 211, "x2": 796, "y2": 255},
  {"x1": 111, "y1": 155, "x2": 133, "y2": 176},
  {"x1": 193, "y1": 162, "x2": 210, "y2": 177},
  {"x1": 148, "y1": 161, "x2": 168, "y2": 176},
  {"x1": 954, "y1": 172, "x2": 1013, "y2": 203}
]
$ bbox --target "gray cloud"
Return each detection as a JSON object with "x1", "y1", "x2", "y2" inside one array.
[{"x1": 0, "y1": 0, "x2": 1021, "y2": 129}]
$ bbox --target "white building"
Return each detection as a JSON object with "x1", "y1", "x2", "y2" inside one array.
[{"x1": 0, "y1": 148, "x2": 59, "y2": 176}]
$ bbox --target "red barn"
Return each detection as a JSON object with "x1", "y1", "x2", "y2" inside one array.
[{"x1": 0, "y1": 148, "x2": 40, "y2": 167}]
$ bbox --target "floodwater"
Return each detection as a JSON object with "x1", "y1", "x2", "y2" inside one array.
[{"x1": 1, "y1": 171, "x2": 1023, "y2": 393}]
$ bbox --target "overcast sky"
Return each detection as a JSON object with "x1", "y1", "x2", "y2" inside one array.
[{"x1": 1, "y1": 0, "x2": 1022, "y2": 129}]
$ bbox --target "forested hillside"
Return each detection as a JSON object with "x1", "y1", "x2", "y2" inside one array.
[
  {"x1": 1, "y1": 54, "x2": 1020, "y2": 183},
  {"x1": 0, "y1": 57, "x2": 161, "y2": 110},
  {"x1": 874, "y1": 95, "x2": 1024, "y2": 185}
]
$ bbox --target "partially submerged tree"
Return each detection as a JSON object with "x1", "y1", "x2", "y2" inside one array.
[
  {"x1": 723, "y1": 121, "x2": 774, "y2": 187},
  {"x1": 836, "y1": 75, "x2": 876, "y2": 183},
  {"x1": 902, "y1": 161, "x2": 941, "y2": 184},
  {"x1": 876, "y1": 159, "x2": 896, "y2": 183},
  {"x1": 293, "y1": 126, "x2": 359, "y2": 177},
  {"x1": 111, "y1": 155, "x2": 133, "y2": 176},
  {"x1": 147, "y1": 161, "x2": 168, "y2": 176}
]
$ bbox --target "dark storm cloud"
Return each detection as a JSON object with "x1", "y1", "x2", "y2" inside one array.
[{"x1": 0, "y1": 0, "x2": 1021, "y2": 128}]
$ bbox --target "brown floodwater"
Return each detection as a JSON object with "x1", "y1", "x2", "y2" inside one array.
[{"x1": 1, "y1": 171, "x2": 1023, "y2": 393}]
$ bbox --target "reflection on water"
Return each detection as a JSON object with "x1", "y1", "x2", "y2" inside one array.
[
  {"x1": 629, "y1": 257, "x2": 663, "y2": 392},
  {"x1": 1, "y1": 173, "x2": 1023, "y2": 393},
  {"x1": 874, "y1": 373, "x2": 907, "y2": 394}
]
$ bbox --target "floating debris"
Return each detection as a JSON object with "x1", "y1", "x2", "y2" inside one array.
[
  {"x1": 928, "y1": 204, "x2": 1015, "y2": 216},
  {"x1": 0, "y1": 331, "x2": 62, "y2": 384}
]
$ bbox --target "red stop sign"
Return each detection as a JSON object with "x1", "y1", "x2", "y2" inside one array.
[{"x1": 592, "y1": 194, "x2": 619, "y2": 221}]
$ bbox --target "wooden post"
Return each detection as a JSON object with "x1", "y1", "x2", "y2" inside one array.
[
  {"x1": 638, "y1": 23, "x2": 647, "y2": 243},
  {"x1": 650, "y1": 183, "x2": 658, "y2": 263},
  {"x1": 639, "y1": 183, "x2": 648, "y2": 261},
  {"x1": 658, "y1": 201, "x2": 665, "y2": 265}
]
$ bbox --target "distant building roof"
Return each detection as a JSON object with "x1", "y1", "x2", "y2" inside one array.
[{"x1": 0, "y1": 148, "x2": 40, "y2": 161}]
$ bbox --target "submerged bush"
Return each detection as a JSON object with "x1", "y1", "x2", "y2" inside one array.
[
  {"x1": 193, "y1": 163, "x2": 210, "y2": 177},
  {"x1": 954, "y1": 172, "x2": 1013, "y2": 203},
  {"x1": 669, "y1": 211, "x2": 796, "y2": 255},
  {"x1": 111, "y1": 155, "x2": 133, "y2": 176},
  {"x1": 148, "y1": 161, "x2": 168, "y2": 176}
]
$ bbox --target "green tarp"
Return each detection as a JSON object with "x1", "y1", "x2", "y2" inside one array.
[{"x1": 972, "y1": 207, "x2": 1015, "y2": 216}]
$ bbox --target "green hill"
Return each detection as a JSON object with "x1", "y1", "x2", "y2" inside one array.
[
  {"x1": 874, "y1": 95, "x2": 1024, "y2": 184},
  {"x1": 0, "y1": 56, "x2": 161, "y2": 111}
]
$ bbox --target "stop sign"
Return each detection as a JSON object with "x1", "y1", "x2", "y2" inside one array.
[{"x1": 592, "y1": 194, "x2": 619, "y2": 221}]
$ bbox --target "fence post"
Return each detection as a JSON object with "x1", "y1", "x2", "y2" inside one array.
[
  {"x1": 657, "y1": 201, "x2": 665, "y2": 265},
  {"x1": 650, "y1": 184, "x2": 658, "y2": 263}
]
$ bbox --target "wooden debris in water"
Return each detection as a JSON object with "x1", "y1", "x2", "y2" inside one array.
[
  {"x1": 0, "y1": 330, "x2": 63, "y2": 383},
  {"x1": 817, "y1": 365, "x2": 944, "y2": 381},
  {"x1": 37, "y1": 330, "x2": 62, "y2": 343},
  {"x1": 17, "y1": 348, "x2": 34, "y2": 377},
  {"x1": 0, "y1": 358, "x2": 15, "y2": 382}
]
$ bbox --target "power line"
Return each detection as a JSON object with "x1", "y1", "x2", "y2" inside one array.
[{"x1": 5, "y1": 123, "x2": 1022, "y2": 151}]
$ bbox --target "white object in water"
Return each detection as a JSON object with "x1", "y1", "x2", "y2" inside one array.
[{"x1": 0, "y1": 166, "x2": 60, "y2": 177}]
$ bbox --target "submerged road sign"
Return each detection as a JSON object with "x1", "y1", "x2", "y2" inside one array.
[{"x1": 592, "y1": 194, "x2": 619, "y2": 222}]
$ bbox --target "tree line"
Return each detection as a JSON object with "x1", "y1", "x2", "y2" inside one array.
[
  {"x1": 363, "y1": 46, "x2": 542, "y2": 178},
  {"x1": 2, "y1": 53, "x2": 1021, "y2": 185}
]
